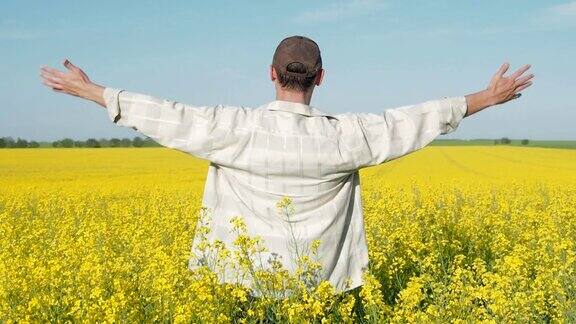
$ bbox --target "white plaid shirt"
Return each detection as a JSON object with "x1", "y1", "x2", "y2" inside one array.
[{"x1": 103, "y1": 87, "x2": 467, "y2": 295}]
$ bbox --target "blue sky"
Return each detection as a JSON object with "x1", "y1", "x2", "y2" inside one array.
[{"x1": 1, "y1": 0, "x2": 575, "y2": 140}]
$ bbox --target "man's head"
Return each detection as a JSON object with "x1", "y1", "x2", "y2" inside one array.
[{"x1": 271, "y1": 35, "x2": 324, "y2": 94}]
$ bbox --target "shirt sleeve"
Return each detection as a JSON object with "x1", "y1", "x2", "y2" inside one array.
[
  {"x1": 103, "y1": 87, "x2": 250, "y2": 164},
  {"x1": 349, "y1": 96, "x2": 468, "y2": 168}
]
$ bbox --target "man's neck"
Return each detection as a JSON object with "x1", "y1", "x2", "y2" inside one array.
[{"x1": 275, "y1": 88, "x2": 314, "y2": 105}]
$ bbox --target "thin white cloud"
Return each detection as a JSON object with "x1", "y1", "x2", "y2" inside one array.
[
  {"x1": 417, "y1": 2, "x2": 576, "y2": 36},
  {"x1": 548, "y1": 1, "x2": 576, "y2": 16},
  {"x1": 531, "y1": 1, "x2": 576, "y2": 30},
  {"x1": 293, "y1": 0, "x2": 386, "y2": 24}
]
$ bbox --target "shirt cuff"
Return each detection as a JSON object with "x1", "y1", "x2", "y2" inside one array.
[
  {"x1": 438, "y1": 96, "x2": 468, "y2": 134},
  {"x1": 103, "y1": 87, "x2": 125, "y2": 124}
]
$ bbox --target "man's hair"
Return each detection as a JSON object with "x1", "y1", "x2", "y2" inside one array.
[{"x1": 276, "y1": 62, "x2": 317, "y2": 92}]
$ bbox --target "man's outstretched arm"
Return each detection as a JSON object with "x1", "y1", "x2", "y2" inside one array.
[
  {"x1": 39, "y1": 59, "x2": 248, "y2": 165},
  {"x1": 350, "y1": 62, "x2": 534, "y2": 168}
]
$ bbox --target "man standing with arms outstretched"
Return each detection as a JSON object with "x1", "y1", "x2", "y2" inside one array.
[{"x1": 40, "y1": 35, "x2": 533, "y2": 295}]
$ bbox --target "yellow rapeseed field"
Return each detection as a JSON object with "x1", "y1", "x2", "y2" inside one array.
[{"x1": 1, "y1": 146, "x2": 575, "y2": 322}]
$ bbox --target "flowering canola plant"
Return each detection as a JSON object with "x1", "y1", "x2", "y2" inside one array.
[{"x1": 0, "y1": 146, "x2": 575, "y2": 322}]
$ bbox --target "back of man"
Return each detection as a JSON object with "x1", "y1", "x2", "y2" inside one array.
[{"x1": 184, "y1": 99, "x2": 372, "y2": 294}]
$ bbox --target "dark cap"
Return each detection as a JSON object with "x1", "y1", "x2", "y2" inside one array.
[{"x1": 272, "y1": 35, "x2": 322, "y2": 78}]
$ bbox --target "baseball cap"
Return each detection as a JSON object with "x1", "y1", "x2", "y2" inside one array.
[{"x1": 272, "y1": 35, "x2": 322, "y2": 78}]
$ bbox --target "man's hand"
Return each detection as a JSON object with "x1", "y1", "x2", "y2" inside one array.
[
  {"x1": 40, "y1": 59, "x2": 106, "y2": 107},
  {"x1": 464, "y1": 63, "x2": 534, "y2": 117}
]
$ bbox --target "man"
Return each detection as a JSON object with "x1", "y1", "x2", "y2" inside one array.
[{"x1": 40, "y1": 35, "x2": 533, "y2": 296}]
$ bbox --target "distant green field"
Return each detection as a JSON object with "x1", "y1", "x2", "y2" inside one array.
[{"x1": 431, "y1": 139, "x2": 576, "y2": 150}]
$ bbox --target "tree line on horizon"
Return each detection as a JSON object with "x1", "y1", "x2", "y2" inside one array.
[
  {"x1": 0, "y1": 136, "x2": 533, "y2": 149},
  {"x1": 0, "y1": 136, "x2": 161, "y2": 148},
  {"x1": 494, "y1": 137, "x2": 530, "y2": 145}
]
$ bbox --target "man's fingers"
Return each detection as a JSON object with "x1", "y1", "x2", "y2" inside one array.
[
  {"x1": 40, "y1": 72, "x2": 63, "y2": 89},
  {"x1": 41, "y1": 65, "x2": 63, "y2": 76},
  {"x1": 510, "y1": 64, "x2": 531, "y2": 80},
  {"x1": 40, "y1": 77, "x2": 61, "y2": 87},
  {"x1": 515, "y1": 74, "x2": 534, "y2": 86},
  {"x1": 515, "y1": 81, "x2": 533, "y2": 93},
  {"x1": 40, "y1": 70, "x2": 58, "y2": 80},
  {"x1": 41, "y1": 66, "x2": 65, "y2": 78},
  {"x1": 41, "y1": 78, "x2": 63, "y2": 90},
  {"x1": 40, "y1": 71, "x2": 62, "y2": 84},
  {"x1": 496, "y1": 62, "x2": 510, "y2": 78}
]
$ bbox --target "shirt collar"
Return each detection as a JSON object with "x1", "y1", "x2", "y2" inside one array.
[{"x1": 267, "y1": 100, "x2": 337, "y2": 119}]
